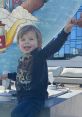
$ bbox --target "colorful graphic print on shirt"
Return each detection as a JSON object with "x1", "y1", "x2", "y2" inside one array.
[{"x1": 16, "y1": 54, "x2": 33, "y2": 91}]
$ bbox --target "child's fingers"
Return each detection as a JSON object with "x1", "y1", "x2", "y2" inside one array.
[
  {"x1": 75, "y1": 12, "x2": 82, "y2": 27},
  {"x1": 77, "y1": 19, "x2": 82, "y2": 27},
  {"x1": 0, "y1": 74, "x2": 8, "y2": 80},
  {"x1": 71, "y1": 19, "x2": 77, "y2": 25},
  {"x1": 80, "y1": 13, "x2": 82, "y2": 18}
]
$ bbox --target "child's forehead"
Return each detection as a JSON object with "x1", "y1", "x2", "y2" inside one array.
[
  {"x1": 24, "y1": 30, "x2": 36, "y2": 35},
  {"x1": 44, "y1": 0, "x2": 48, "y2": 3},
  {"x1": 22, "y1": 30, "x2": 37, "y2": 37},
  {"x1": 38, "y1": 0, "x2": 47, "y2": 2}
]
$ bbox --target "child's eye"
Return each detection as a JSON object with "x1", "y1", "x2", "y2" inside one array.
[
  {"x1": 30, "y1": 38, "x2": 34, "y2": 40},
  {"x1": 21, "y1": 38, "x2": 25, "y2": 41}
]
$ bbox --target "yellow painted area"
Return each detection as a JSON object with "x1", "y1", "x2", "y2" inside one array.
[{"x1": 6, "y1": 19, "x2": 26, "y2": 47}]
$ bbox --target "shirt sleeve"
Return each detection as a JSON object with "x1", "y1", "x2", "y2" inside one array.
[
  {"x1": 39, "y1": 29, "x2": 70, "y2": 59},
  {"x1": 8, "y1": 72, "x2": 17, "y2": 81}
]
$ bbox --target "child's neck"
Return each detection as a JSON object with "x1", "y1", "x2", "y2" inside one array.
[{"x1": 23, "y1": 52, "x2": 30, "y2": 57}]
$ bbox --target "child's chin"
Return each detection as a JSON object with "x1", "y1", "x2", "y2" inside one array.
[
  {"x1": 24, "y1": 50, "x2": 31, "y2": 54},
  {"x1": 24, "y1": 51, "x2": 30, "y2": 54}
]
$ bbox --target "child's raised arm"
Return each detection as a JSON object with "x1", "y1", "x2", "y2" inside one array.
[{"x1": 39, "y1": 18, "x2": 77, "y2": 59}]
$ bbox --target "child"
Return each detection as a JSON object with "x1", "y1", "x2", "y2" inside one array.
[{"x1": 0, "y1": 18, "x2": 78, "y2": 117}]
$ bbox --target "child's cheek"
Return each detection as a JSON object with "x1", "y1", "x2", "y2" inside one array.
[{"x1": 19, "y1": 42, "x2": 24, "y2": 49}]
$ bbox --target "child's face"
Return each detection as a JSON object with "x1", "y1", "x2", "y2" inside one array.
[{"x1": 18, "y1": 31, "x2": 38, "y2": 54}]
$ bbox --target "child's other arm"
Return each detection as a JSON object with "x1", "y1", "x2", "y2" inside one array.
[
  {"x1": 0, "y1": 73, "x2": 17, "y2": 81},
  {"x1": 40, "y1": 19, "x2": 77, "y2": 59},
  {"x1": 0, "y1": 74, "x2": 8, "y2": 80}
]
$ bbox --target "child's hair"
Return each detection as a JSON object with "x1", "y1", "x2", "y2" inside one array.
[
  {"x1": 17, "y1": 25, "x2": 42, "y2": 48},
  {"x1": 44, "y1": 0, "x2": 48, "y2": 3}
]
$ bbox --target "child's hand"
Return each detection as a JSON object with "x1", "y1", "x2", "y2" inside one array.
[
  {"x1": 64, "y1": 19, "x2": 77, "y2": 33},
  {"x1": 0, "y1": 74, "x2": 8, "y2": 80},
  {"x1": 76, "y1": 13, "x2": 82, "y2": 27}
]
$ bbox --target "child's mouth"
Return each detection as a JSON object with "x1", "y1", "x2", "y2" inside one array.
[{"x1": 24, "y1": 46, "x2": 31, "y2": 51}]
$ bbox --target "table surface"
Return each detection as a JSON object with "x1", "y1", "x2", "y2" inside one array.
[{"x1": 0, "y1": 87, "x2": 82, "y2": 108}]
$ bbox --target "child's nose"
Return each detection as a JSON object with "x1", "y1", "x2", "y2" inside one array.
[{"x1": 25, "y1": 40, "x2": 29, "y2": 44}]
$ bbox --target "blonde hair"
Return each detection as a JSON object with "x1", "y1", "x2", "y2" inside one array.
[{"x1": 17, "y1": 25, "x2": 42, "y2": 48}]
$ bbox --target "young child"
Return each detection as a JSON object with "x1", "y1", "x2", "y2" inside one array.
[{"x1": 0, "y1": 18, "x2": 78, "y2": 117}]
